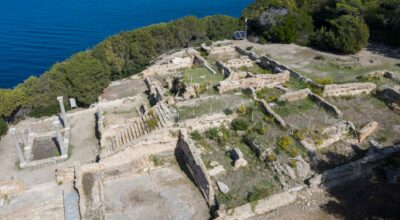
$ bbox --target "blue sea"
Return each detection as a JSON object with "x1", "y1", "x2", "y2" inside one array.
[{"x1": 0, "y1": 0, "x2": 252, "y2": 88}]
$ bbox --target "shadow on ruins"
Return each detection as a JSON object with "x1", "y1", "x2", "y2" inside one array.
[{"x1": 314, "y1": 149, "x2": 400, "y2": 220}]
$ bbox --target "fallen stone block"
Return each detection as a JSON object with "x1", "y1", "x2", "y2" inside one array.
[
  {"x1": 358, "y1": 121, "x2": 379, "y2": 143},
  {"x1": 217, "y1": 181, "x2": 230, "y2": 194}
]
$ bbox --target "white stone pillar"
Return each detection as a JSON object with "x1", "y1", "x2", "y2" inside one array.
[
  {"x1": 10, "y1": 128, "x2": 26, "y2": 165},
  {"x1": 53, "y1": 121, "x2": 65, "y2": 156},
  {"x1": 57, "y1": 96, "x2": 68, "y2": 127}
]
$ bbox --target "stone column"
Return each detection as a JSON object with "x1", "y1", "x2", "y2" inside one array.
[
  {"x1": 10, "y1": 128, "x2": 26, "y2": 165},
  {"x1": 57, "y1": 96, "x2": 68, "y2": 127},
  {"x1": 53, "y1": 120, "x2": 65, "y2": 156}
]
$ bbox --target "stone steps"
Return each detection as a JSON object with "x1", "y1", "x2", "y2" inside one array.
[{"x1": 107, "y1": 103, "x2": 172, "y2": 152}]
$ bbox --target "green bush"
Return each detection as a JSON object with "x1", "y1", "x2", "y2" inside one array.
[
  {"x1": 232, "y1": 118, "x2": 250, "y2": 131},
  {"x1": 190, "y1": 130, "x2": 202, "y2": 141},
  {"x1": 312, "y1": 15, "x2": 369, "y2": 54},
  {"x1": 0, "y1": 118, "x2": 8, "y2": 138},
  {"x1": 277, "y1": 135, "x2": 293, "y2": 151},
  {"x1": 205, "y1": 128, "x2": 219, "y2": 141}
]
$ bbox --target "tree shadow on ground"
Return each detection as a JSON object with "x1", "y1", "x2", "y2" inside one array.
[
  {"x1": 318, "y1": 152, "x2": 400, "y2": 220},
  {"x1": 366, "y1": 43, "x2": 400, "y2": 59}
]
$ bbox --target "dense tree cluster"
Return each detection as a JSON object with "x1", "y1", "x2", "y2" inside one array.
[
  {"x1": 0, "y1": 15, "x2": 240, "y2": 138},
  {"x1": 242, "y1": 0, "x2": 399, "y2": 51}
]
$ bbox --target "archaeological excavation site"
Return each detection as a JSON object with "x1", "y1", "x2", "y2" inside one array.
[{"x1": 1, "y1": 40, "x2": 400, "y2": 220}]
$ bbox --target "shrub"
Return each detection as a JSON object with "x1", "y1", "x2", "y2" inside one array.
[
  {"x1": 315, "y1": 77, "x2": 333, "y2": 85},
  {"x1": 277, "y1": 136, "x2": 293, "y2": 151},
  {"x1": 0, "y1": 118, "x2": 8, "y2": 138},
  {"x1": 255, "y1": 122, "x2": 267, "y2": 135},
  {"x1": 237, "y1": 104, "x2": 247, "y2": 115},
  {"x1": 246, "y1": 181, "x2": 276, "y2": 203},
  {"x1": 312, "y1": 15, "x2": 369, "y2": 54},
  {"x1": 232, "y1": 118, "x2": 250, "y2": 131},
  {"x1": 266, "y1": 152, "x2": 277, "y2": 162},
  {"x1": 205, "y1": 128, "x2": 219, "y2": 141},
  {"x1": 190, "y1": 130, "x2": 202, "y2": 141}
]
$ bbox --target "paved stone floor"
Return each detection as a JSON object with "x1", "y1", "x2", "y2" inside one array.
[{"x1": 103, "y1": 165, "x2": 210, "y2": 220}]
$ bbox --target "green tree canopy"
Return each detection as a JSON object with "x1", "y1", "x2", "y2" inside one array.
[{"x1": 312, "y1": 15, "x2": 369, "y2": 54}]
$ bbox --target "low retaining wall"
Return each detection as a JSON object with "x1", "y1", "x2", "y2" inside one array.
[
  {"x1": 177, "y1": 129, "x2": 215, "y2": 206},
  {"x1": 308, "y1": 93, "x2": 343, "y2": 118},
  {"x1": 235, "y1": 46, "x2": 260, "y2": 61},
  {"x1": 218, "y1": 72, "x2": 290, "y2": 94},
  {"x1": 250, "y1": 88, "x2": 287, "y2": 128},
  {"x1": 322, "y1": 82, "x2": 376, "y2": 97},
  {"x1": 221, "y1": 186, "x2": 303, "y2": 220},
  {"x1": 259, "y1": 56, "x2": 322, "y2": 89},
  {"x1": 193, "y1": 53, "x2": 217, "y2": 74},
  {"x1": 278, "y1": 88, "x2": 311, "y2": 102}
]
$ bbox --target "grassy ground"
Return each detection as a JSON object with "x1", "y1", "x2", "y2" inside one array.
[
  {"x1": 175, "y1": 93, "x2": 251, "y2": 121},
  {"x1": 182, "y1": 67, "x2": 223, "y2": 86},
  {"x1": 256, "y1": 87, "x2": 284, "y2": 103},
  {"x1": 326, "y1": 95, "x2": 400, "y2": 146},
  {"x1": 191, "y1": 103, "x2": 308, "y2": 209},
  {"x1": 238, "y1": 64, "x2": 272, "y2": 74}
]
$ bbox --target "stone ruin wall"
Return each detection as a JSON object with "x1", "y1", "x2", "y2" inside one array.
[
  {"x1": 278, "y1": 88, "x2": 311, "y2": 102},
  {"x1": 193, "y1": 53, "x2": 217, "y2": 74},
  {"x1": 322, "y1": 82, "x2": 376, "y2": 97},
  {"x1": 235, "y1": 46, "x2": 260, "y2": 61},
  {"x1": 377, "y1": 86, "x2": 400, "y2": 112},
  {"x1": 220, "y1": 187, "x2": 303, "y2": 220},
  {"x1": 177, "y1": 129, "x2": 215, "y2": 206},
  {"x1": 258, "y1": 55, "x2": 323, "y2": 89},
  {"x1": 358, "y1": 121, "x2": 379, "y2": 144},
  {"x1": 249, "y1": 88, "x2": 287, "y2": 128},
  {"x1": 218, "y1": 71, "x2": 290, "y2": 94},
  {"x1": 224, "y1": 57, "x2": 254, "y2": 69},
  {"x1": 308, "y1": 93, "x2": 343, "y2": 118}
]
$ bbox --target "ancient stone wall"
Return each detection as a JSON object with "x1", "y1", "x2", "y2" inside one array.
[
  {"x1": 177, "y1": 129, "x2": 215, "y2": 206},
  {"x1": 235, "y1": 46, "x2": 260, "y2": 61},
  {"x1": 308, "y1": 93, "x2": 343, "y2": 118},
  {"x1": 250, "y1": 88, "x2": 287, "y2": 128},
  {"x1": 220, "y1": 186, "x2": 303, "y2": 220},
  {"x1": 225, "y1": 57, "x2": 254, "y2": 69},
  {"x1": 322, "y1": 83, "x2": 376, "y2": 97},
  {"x1": 193, "y1": 53, "x2": 217, "y2": 74},
  {"x1": 358, "y1": 121, "x2": 379, "y2": 144},
  {"x1": 218, "y1": 71, "x2": 290, "y2": 94},
  {"x1": 259, "y1": 55, "x2": 322, "y2": 89},
  {"x1": 278, "y1": 88, "x2": 311, "y2": 102},
  {"x1": 377, "y1": 86, "x2": 400, "y2": 112}
]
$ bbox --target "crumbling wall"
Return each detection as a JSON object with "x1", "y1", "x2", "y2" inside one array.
[
  {"x1": 278, "y1": 88, "x2": 311, "y2": 102},
  {"x1": 322, "y1": 83, "x2": 376, "y2": 97},
  {"x1": 235, "y1": 46, "x2": 260, "y2": 61},
  {"x1": 218, "y1": 71, "x2": 289, "y2": 94},
  {"x1": 377, "y1": 86, "x2": 400, "y2": 112},
  {"x1": 308, "y1": 93, "x2": 343, "y2": 118},
  {"x1": 259, "y1": 56, "x2": 322, "y2": 89},
  {"x1": 220, "y1": 186, "x2": 303, "y2": 220},
  {"x1": 358, "y1": 121, "x2": 379, "y2": 143},
  {"x1": 193, "y1": 53, "x2": 217, "y2": 74},
  {"x1": 177, "y1": 129, "x2": 215, "y2": 206},
  {"x1": 250, "y1": 88, "x2": 287, "y2": 128},
  {"x1": 145, "y1": 77, "x2": 164, "y2": 104}
]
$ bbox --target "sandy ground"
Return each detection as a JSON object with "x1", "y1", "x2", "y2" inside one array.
[{"x1": 103, "y1": 164, "x2": 210, "y2": 220}]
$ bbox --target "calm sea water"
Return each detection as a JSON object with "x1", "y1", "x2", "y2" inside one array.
[{"x1": 0, "y1": 0, "x2": 251, "y2": 88}]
